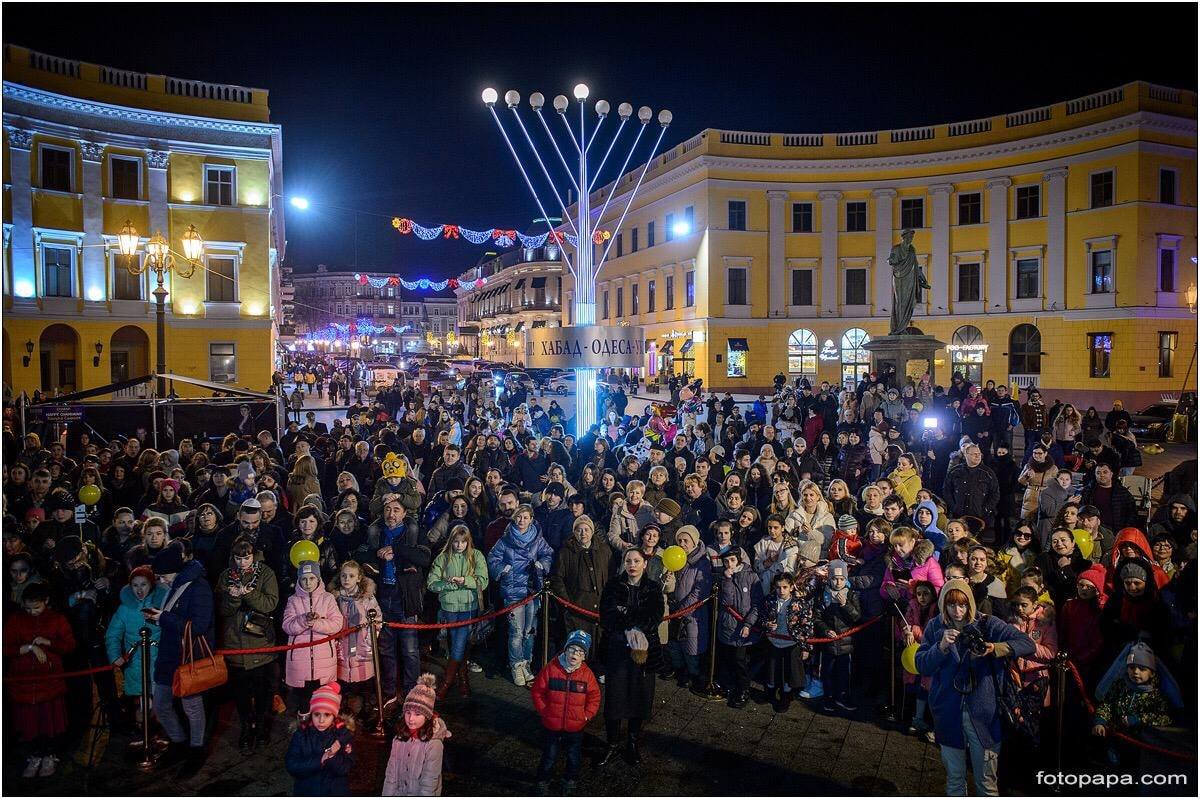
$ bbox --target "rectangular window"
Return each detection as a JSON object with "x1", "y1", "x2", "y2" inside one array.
[
  {"x1": 1159, "y1": 249, "x2": 1176, "y2": 293},
  {"x1": 726, "y1": 339, "x2": 748, "y2": 379},
  {"x1": 205, "y1": 165, "x2": 235, "y2": 206},
  {"x1": 110, "y1": 156, "x2": 140, "y2": 200},
  {"x1": 647, "y1": 221, "x2": 655, "y2": 247},
  {"x1": 616, "y1": 287, "x2": 624, "y2": 317},
  {"x1": 791, "y1": 270, "x2": 813, "y2": 306},
  {"x1": 1090, "y1": 250, "x2": 1113, "y2": 294},
  {"x1": 1088, "y1": 333, "x2": 1112, "y2": 378},
  {"x1": 386, "y1": 303, "x2": 394, "y2": 315},
  {"x1": 615, "y1": 233, "x2": 623, "y2": 257},
  {"x1": 958, "y1": 193, "x2": 981, "y2": 225},
  {"x1": 665, "y1": 275, "x2": 675, "y2": 310},
  {"x1": 42, "y1": 246, "x2": 74, "y2": 297},
  {"x1": 1159, "y1": 169, "x2": 1177, "y2": 204},
  {"x1": 845, "y1": 201, "x2": 867, "y2": 232},
  {"x1": 1159, "y1": 332, "x2": 1178, "y2": 378},
  {"x1": 845, "y1": 268, "x2": 867, "y2": 306},
  {"x1": 665, "y1": 213, "x2": 675, "y2": 242},
  {"x1": 1016, "y1": 258, "x2": 1040, "y2": 299},
  {"x1": 684, "y1": 205, "x2": 694, "y2": 231},
  {"x1": 631, "y1": 284, "x2": 639, "y2": 315},
  {"x1": 1015, "y1": 185, "x2": 1040, "y2": 219},
  {"x1": 1090, "y1": 170, "x2": 1114, "y2": 209},
  {"x1": 114, "y1": 256, "x2": 142, "y2": 300},
  {"x1": 727, "y1": 267, "x2": 748, "y2": 305},
  {"x1": 957, "y1": 262, "x2": 981, "y2": 302},
  {"x1": 792, "y1": 202, "x2": 813, "y2": 233},
  {"x1": 685, "y1": 271, "x2": 695, "y2": 307},
  {"x1": 647, "y1": 279, "x2": 656, "y2": 312},
  {"x1": 900, "y1": 198, "x2": 924, "y2": 229},
  {"x1": 209, "y1": 343, "x2": 237, "y2": 383},
  {"x1": 727, "y1": 200, "x2": 747, "y2": 231},
  {"x1": 602, "y1": 291, "x2": 609, "y2": 319},
  {"x1": 631, "y1": 228, "x2": 639, "y2": 253},
  {"x1": 40, "y1": 146, "x2": 72, "y2": 192},
  {"x1": 207, "y1": 256, "x2": 237, "y2": 302}
]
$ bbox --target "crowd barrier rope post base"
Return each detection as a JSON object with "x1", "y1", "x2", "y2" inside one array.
[
  {"x1": 1054, "y1": 649, "x2": 1069, "y2": 777},
  {"x1": 690, "y1": 582, "x2": 724, "y2": 701},
  {"x1": 366, "y1": 610, "x2": 387, "y2": 739},
  {"x1": 135, "y1": 628, "x2": 155, "y2": 771},
  {"x1": 885, "y1": 616, "x2": 897, "y2": 724}
]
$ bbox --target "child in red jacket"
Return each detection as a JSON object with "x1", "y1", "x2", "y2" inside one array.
[
  {"x1": 4, "y1": 583, "x2": 77, "y2": 779},
  {"x1": 530, "y1": 630, "x2": 601, "y2": 795}
]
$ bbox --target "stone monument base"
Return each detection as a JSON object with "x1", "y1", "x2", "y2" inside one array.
[{"x1": 862, "y1": 334, "x2": 946, "y2": 384}]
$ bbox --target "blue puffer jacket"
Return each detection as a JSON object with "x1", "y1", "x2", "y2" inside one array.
[
  {"x1": 153, "y1": 559, "x2": 215, "y2": 686},
  {"x1": 487, "y1": 521, "x2": 554, "y2": 604},
  {"x1": 286, "y1": 720, "x2": 355, "y2": 796},
  {"x1": 104, "y1": 583, "x2": 167, "y2": 696},
  {"x1": 717, "y1": 564, "x2": 762, "y2": 646},
  {"x1": 915, "y1": 611, "x2": 1034, "y2": 750}
]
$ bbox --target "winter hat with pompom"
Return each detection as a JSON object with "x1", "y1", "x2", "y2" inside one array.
[{"x1": 403, "y1": 673, "x2": 438, "y2": 720}]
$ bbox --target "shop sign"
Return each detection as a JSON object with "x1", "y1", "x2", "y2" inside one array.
[
  {"x1": 526, "y1": 325, "x2": 646, "y2": 368},
  {"x1": 946, "y1": 343, "x2": 989, "y2": 352},
  {"x1": 819, "y1": 339, "x2": 839, "y2": 361}
]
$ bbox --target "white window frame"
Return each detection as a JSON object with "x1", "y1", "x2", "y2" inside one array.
[
  {"x1": 840, "y1": 258, "x2": 871, "y2": 313},
  {"x1": 787, "y1": 328, "x2": 818, "y2": 375},
  {"x1": 665, "y1": 212, "x2": 676, "y2": 242},
  {"x1": 724, "y1": 257, "x2": 751, "y2": 315},
  {"x1": 209, "y1": 342, "x2": 238, "y2": 384},
  {"x1": 204, "y1": 164, "x2": 237, "y2": 207},
  {"x1": 1088, "y1": 168, "x2": 1115, "y2": 210},
  {"x1": 1013, "y1": 183, "x2": 1041, "y2": 220},
  {"x1": 844, "y1": 200, "x2": 869, "y2": 232},
  {"x1": 899, "y1": 196, "x2": 925, "y2": 229},
  {"x1": 40, "y1": 241, "x2": 78, "y2": 298},
  {"x1": 205, "y1": 252, "x2": 240, "y2": 304},
  {"x1": 1082, "y1": 235, "x2": 1118, "y2": 308},
  {"x1": 956, "y1": 192, "x2": 983, "y2": 226},
  {"x1": 110, "y1": 249, "x2": 146, "y2": 301},
  {"x1": 726, "y1": 198, "x2": 749, "y2": 231},
  {"x1": 1156, "y1": 234, "x2": 1183, "y2": 304},
  {"x1": 791, "y1": 201, "x2": 814, "y2": 233},
  {"x1": 684, "y1": 266, "x2": 696, "y2": 309},
  {"x1": 952, "y1": 251, "x2": 985, "y2": 313},
  {"x1": 108, "y1": 154, "x2": 143, "y2": 201},
  {"x1": 787, "y1": 258, "x2": 818, "y2": 315},
  {"x1": 38, "y1": 143, "x2": 75, "y2": 193},
  {"x1": 1009, "y1": 246, "x2": 1044, "y2": 312}
]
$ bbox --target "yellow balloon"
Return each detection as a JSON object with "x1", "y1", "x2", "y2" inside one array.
[
  {"x1": 1073, "y1": 529, "x2": 1095, "y2": 560},
  {"x1": 661, "y1": 545, "x2": 687, "y2": 573},
  {"x1": 78, "y1": 484, "x2": 101, "y2": 506},
  {"x1": 901, "y1": 642, "x2": 920, "y2": 675},
  {"x1": 290, "y1": 540, "x2": 321, "y2": 569}
]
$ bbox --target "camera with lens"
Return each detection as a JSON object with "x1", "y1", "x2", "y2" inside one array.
[{"x1": 957, "y1": 623, "x2": 990, "y2": 657}]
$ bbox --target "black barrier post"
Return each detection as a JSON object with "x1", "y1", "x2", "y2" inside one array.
[
  {"x1": 691, "y1": 581, "x2": 724, "y2": 701},
  {"x1": 1054, "y1": 650, "x2": 1069, "y2": 775},
  {"x1": 367, "y1": 612, "x2": 386, "y2": 738},
  {"x1": 136, "y1": 628, "x2": 155, "y2": 771},
  {"x1": 886, "y1": 616, "x2": 897, "y2": 723},
  {"x1": 540, "y1": 587, "x2": 552, "y2": 670}
]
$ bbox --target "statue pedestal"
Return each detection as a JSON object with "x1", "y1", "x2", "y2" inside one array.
[{"x1": 862, "y1": 334, "x2": 946, "y2": 383}]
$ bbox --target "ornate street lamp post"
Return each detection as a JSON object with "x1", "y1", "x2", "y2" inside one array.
[{"x1": 116, "y1": 219, "x2": 204, "y2": 397}]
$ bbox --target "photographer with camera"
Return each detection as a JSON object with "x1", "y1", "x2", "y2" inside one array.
[{"x1": 915, "y1": 578, "x2": 1035, "y2": 796}]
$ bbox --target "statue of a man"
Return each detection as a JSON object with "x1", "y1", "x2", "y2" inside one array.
[{"x1": 888, "y1": 228, "x2": 930, "y2": 335}]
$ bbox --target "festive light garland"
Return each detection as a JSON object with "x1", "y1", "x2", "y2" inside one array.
[
  {"x1": 392, "y1": 217, "x2": 597, "y2": 250},
  {"x1": 302, "y1": 318, "x2": 415, "y2": 343},
  {"x1": 353, "y1": 273, "x2": 487, "y2": 291}
]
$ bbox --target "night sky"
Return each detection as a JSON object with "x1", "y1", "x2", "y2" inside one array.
[{"x1": 5, "y1": 3, "x2": 1195, "y2": 283}]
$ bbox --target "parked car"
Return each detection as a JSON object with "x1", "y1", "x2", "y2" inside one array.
[
  {"x1": 1127, "y1": 401, "x2": 1177, "y2": 441},
  {"x1": 547, "y1": 371, "x2": 576, "y2": 395}
]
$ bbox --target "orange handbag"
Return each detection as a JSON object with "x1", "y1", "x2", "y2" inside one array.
[{"x1": 172, "y1": 621, "x2": 228, "y2": 697}]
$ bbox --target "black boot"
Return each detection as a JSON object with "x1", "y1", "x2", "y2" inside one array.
[
  {"x1": 256, "y1": 713, "x2": 273, "y2": 746},
  {"x1": 154, "y1": 741, "x2": 188, "y2": 771},
  {"x1": 238, "y1": 721, "x2": 256, "y2": 753},
  {"x1": 624, "y1": 735, "x2": 642, "y2": 765},
  {"x1": 598, "y1": 744, "x2": 622, "y2": 766},
  {"x1": 176, "y1": 746, "x2": 207, "y2": 780}
]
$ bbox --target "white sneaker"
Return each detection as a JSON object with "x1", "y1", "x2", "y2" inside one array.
[
  {"x1": 38, "y1": 756, "x2": 58, "y2": 777},
  {"x1": 598, "y1": 675, "x2": 606, "y2": 685},
  {"x1": 512, "y1": 664, "x2": 528, "y2": 686},
  {"x1": 521, "y1": 661, "x2": 536, "y2": 685},
  {"x1": 467, "y1": 661, "x2": 483, "y2": 673},
  {"x1": 22, "y1": 757, "x2": 42, "y2": 778}
]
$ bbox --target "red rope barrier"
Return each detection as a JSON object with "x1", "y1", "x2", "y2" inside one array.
[
  {"x1": 723, "y1": 605, "x2": 883, "y2": 643},
  {"x1": 1065, "y1": 659, "x2": 1195, "y2": 762},
  {"x1": 215, "y1": 624, "x2": 363, "y2": 656},
  {"x1": 549, "y1": 593, "x2": 709, "y2": 622},
  {"x1": 383, "y1": 592, "x2": 538, "y2": 629}
]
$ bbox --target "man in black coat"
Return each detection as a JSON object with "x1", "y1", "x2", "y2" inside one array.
[
  {"x1": 942, "y1": 444, "x2": 1000, "y2": 532},
  {"x1": 1082, "y1": 463, "x2": 1138, "y2": 532}
]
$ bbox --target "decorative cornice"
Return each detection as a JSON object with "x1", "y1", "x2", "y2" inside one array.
[
  {"x1": 817, "y1": 190, "x2": 843, "y2": 201},
  {"x1": 3, "y1": 82, "x2": 281, "y2": 137},
  {"x1": 146, "y1": 150, "x2": 169, "y2": 169},
  {"x1": 929, "y1": 183, "x2": 955, "y2": 195},
  {"x1": 79, "y1": 141, "x2": 104, "y2": 162},
  {"x1": 985, "y1": 177, "x2": 1013, "y2": 190},
  {"x1": 1042, "y1": 167, "x2": 1069, "y2": 181},
  {"x1": 870, "y1": 188, "x2": 898, "y2": 199},
  {"x1": 6, "y1": 125, "x2": 33, "y2": 150},
  {"x1": 765, "y1": 189, "x2": 789, "y2": 200}
]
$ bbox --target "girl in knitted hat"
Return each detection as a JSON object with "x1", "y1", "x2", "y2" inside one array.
[
  {"x1": 382, "y1": 673, "x2": 451, "y2": 796},
  {"x1": 282, "y1": 561, "x2": 345, "y2": 718},
  {"x1": 329, "y1": 560, "x2": 381, "y2": 722},
  {"x1": 1091, "y1": 641, "x2": 1182, "y2": 767},
  {"x1": 285, "y1": 682, "x2": 355, "y2": 796},
  {"x1": 104, "y1": 565, "x2": 166, "y2": 739}
]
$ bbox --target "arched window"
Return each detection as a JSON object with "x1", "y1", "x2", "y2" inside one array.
[
  {"x1": 1008, "y1": 324, "x2": 1042, "y2": 375},
  {"x1": 840, "y1": 327, "x2": 871, "y2": 387},
  {"x1": 788, "y1": 329, "x2": 817, "y2": 375},
  {"x1": 950, "y1": 324, "x2": 985, "y2": 384}
]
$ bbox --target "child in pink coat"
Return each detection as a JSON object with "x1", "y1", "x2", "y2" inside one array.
[
  {"x1": 330, "y1": 561, "x2": 382, "y2": 720},
  {"x1": 283, "y1": 560, "x2": 346, "y2": 716},
  {"x1": 1010, "y1": 585, "x2": 1059, "y2": 707},
  {"x1": 880, "y1": 527, "x2": 944, "y2": 604}
]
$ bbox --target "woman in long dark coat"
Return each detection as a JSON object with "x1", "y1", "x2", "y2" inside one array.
[{"x1": 598, "y1": 548, "x2": 663, "y2": 767}]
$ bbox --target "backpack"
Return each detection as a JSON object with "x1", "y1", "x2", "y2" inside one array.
[{"x1": 992, "y1": 662, "x2": 1044, "y2": 747}]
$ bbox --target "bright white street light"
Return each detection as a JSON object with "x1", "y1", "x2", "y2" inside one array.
[
  {"x1": 672, "y1": 221, "x2": 691, "y2": 237},
  {"x1": 573, "y1": 83, "x2": 589, "y2": 101},
  {"x1": 290, "y1": 196, "x2": 310, "y2": 210},
  {"x1": 482, "y1": 87, "x2": 498, "y2": 105}
]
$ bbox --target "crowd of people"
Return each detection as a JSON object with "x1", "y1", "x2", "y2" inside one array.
[{"x1": 2, "y1": 366, "x2": 1195, "y2": 796}]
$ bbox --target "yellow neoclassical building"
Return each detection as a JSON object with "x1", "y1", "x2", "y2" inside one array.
[
  {"x1": 561, "y1": 81, "x2": 1196, "y2": 409},
  {"x1": 2, "y1": 44, "x2": 285, "y2": 398}
]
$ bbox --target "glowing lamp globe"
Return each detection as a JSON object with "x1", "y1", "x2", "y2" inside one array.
[
  {"x1": 529, "y1": 92, "x2": 545, "y2": 110},
  {"x1": 117, "y1": 219, "x2": 140, "y2": 258},
  {"x1": 504, "y1": 90, "x2": 521, "y2": 108},
  {"x1": 552, "y1": 94, "x2": 569, "y2": 113},
  {"x1": 573, "y1": 83, "x2": 589, "y2": 101},
  {"x1": 637, "y1": 106, "x2": 653, "y2": 124},
  {"x1": 481, "y1": 87, "x2": 498, "y2": 106},
  {"x1": 617, "y1": 102, "x2": 633, "y2": 120},
  {"x1": 595, "y1": 100, "x2": 610, "y2": 117},
  {"x1": 181, "y1": 224, "x2": 204, "y2": 262},
  {"x1": 658, "y1": 109, "x2": 673, "y2": 127}
]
